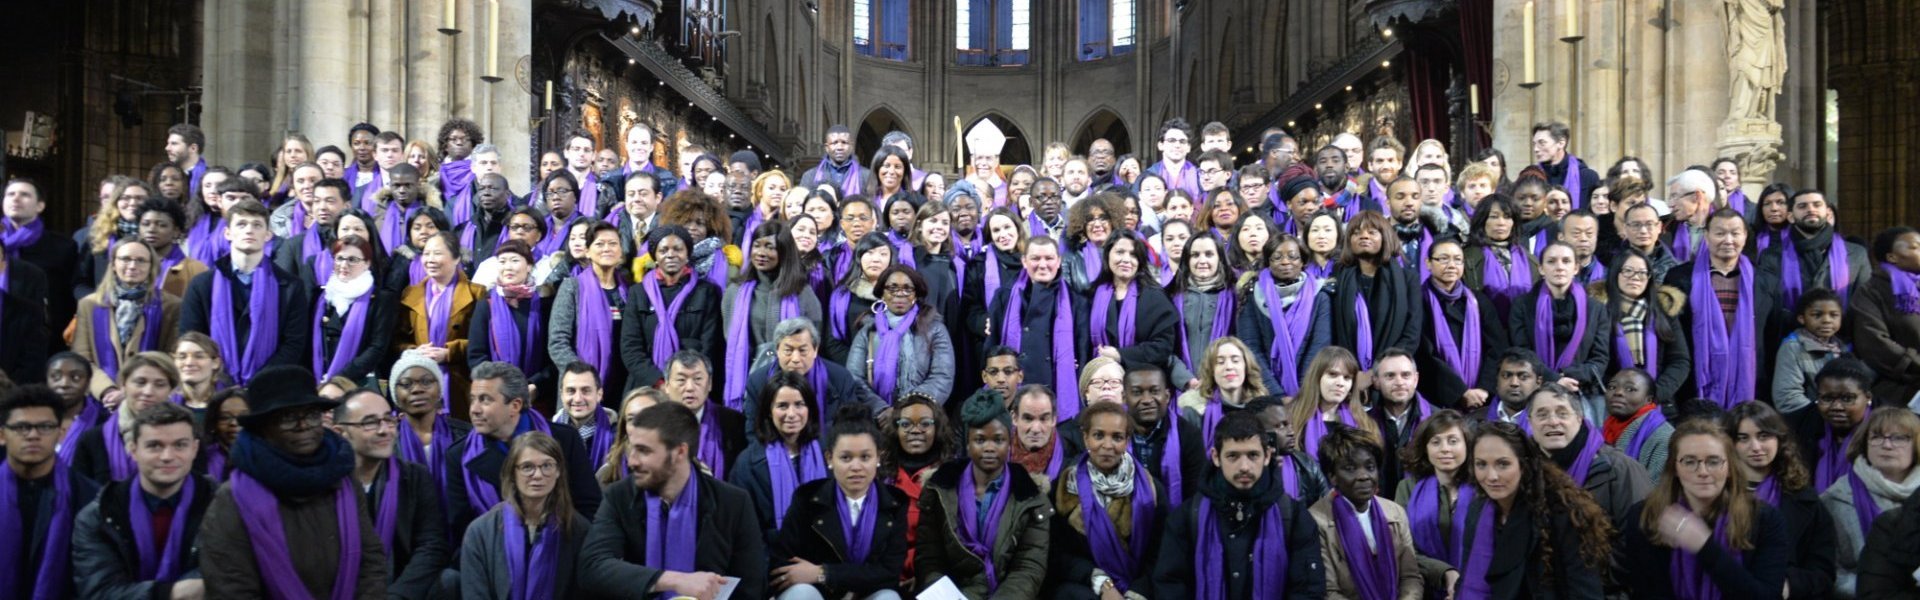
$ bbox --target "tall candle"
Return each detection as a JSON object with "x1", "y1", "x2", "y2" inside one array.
[
  {"x1": 545, "y1": 81, "x2": 554, "y2": 111},
  {"x1": 1565, "y1": 1, "x2": 1577, "y2": 39},
  {"x1": 486, "y1": 0, "x2": 500, "y2": 78},
  {"x1": 443, "y1": 0, "x2": 456, "y2": 31},
  {"x1": 1470, "y1": 84, "x2": 1480, "y2": 115},
  {"x1": 1522, "y1": 1, "x2": 1537, "y2": 83}
]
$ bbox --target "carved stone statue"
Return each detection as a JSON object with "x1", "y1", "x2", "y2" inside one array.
[{"x1": 1724, "y1": 0, "x2": 1787, "y2": 122}]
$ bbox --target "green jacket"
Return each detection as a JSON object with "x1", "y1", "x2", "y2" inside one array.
[{"x1": 914, "y1": 460, "x2": 1053, "y2": 599}]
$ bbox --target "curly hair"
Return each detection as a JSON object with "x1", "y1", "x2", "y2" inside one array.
[
  {"x1": 1195, "y1": 336, "x2": 1270, "y2": 402},
  {"x1": 658, "y1": 189, "x2": 734, "y2": 243},
  {"x1": 1726, "y1": 401, "x2": 1812, "y2": 493},
  {"x1": 881, "y1": 393, "x2": 957, "y2": 478},
  {"x1": 1064, "y1": 193, "x2": 1123, "y2": 246},
  {"x1": 436, "y1": 118, "x2": 485, "y2": 155},
  {"x1": 1468, "y1": 422, "x2": 1614, "y2": 578}
]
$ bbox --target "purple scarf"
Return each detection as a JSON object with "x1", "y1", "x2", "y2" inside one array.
[
  {"x1": 205, "y1": 445, "x2": 228, "y2": 482},
  {"x1": 154, "y1": 245, "x2": 186, "y2": 293},
  {"x1": 813, "y1": 160, "x2": 865, "y2": 199},
  {"x1": 956, "y1": 466, "x2": 1014, "y2": 592},
  {"x1": 377, "y1": 201, "x2": 419, "y2": 253},
  {"x1": 302, "y1": 228, "x2": 333, "y2": 285},
  {"x1": 486, "y1": 291, "x2": 543, "y2": 373},
  {"x1": 210, "y1": 259, "x2": 282, "y2": 383},
  {"x1": 0, "y1": 457, "x2": 74, "y2": 600},
  {"x1": 1613, "y1": 305, "x2": 1661, "y2": 377},
  {"x1": 1531, "y1": 285, "x2": 1589, "y2": 371},
  {"x1": 999, "y1": 274, "x2": 1081, "y2": 420},
  {"x1": 102, "y1": 411, "x2": 138, "y2": 480},
  {"x1": 460, "y1": 413, "x2": 553, "y2": 513},
  {"x1": 1884, "y1": 263, "x2": 1920, "y2": 315},
  {"x1": 1077, "y1": 457, "x2": 1156, "y2": 593},
  {"x1": 1562, "y1": 422, "x2": 1606, "y2": 485},
  {"x1": 1624, "y1": 409, "x2": 1670, "y2": 462},
  {"x1": 1689, "y1": 256, "x2": 1758, "y2": 407},
  {"x1": 534, "y1": 214, "x2": 578, "y2": 260},
  {"x1": 185, "y1": 216, "x2": 226, "y2": 266},
  {"x1": 766, "y1": 441, "x2": 827, "y2": 528},
  {"x1": 1850, "y1": 464, "x2": 1887, "y2": 539},
  {"x1": 572, "y1": 272, "x2": 626, "y2": 388},
  {"x1": 1552, "y1": 154, "x2": 1586, "y2": 210},
  {"x1": 502, "y1": 501, "x2": 559, "y2": 600},
  {"x1": 1333, "y1": 495, "x2": 1401, "y2": 600},
  {"x1": 57, "y1": 400, "x2": 102, "y2": 463},
  {"x1": 92, "y1": 301, "x2": 164, "y2": 381},
  {"x1": 1175, "y1": 288, "x2": 1238, "y2": 373},
  {"x1": 1080, "y1": 241, "x2": 1105, "y2": 282},
  {"x1": 1457, "y1": 499, "x2": 1499, "y2": 599},
  {"x1": 640, "y1": 270, "x2": 697, "y2": 371},
  {"x1": 869, "y1": 305, "x2": 920, "y2": 403},
  {"x1": 129, "y1": 476, "x2": 197, "y2": 580},
  {"x1": 310, "y1": 289, "x2": 372, "y2": 382},
  {"x1": 1193, "y1": 495, "x2": 1288, "y2": 600},
  {"x1": 1816, "y1": 424, "x2": 1852, "y2": 492},
  {"x1": 829, "y1": 288, "x2": 855, "y2": 340},
  {"x1": 1, "y1": 217, "x2": 45, "y2": 256},
  {"x1": 1670, "y1": 510, "x2": 1737, "y2": 600},
  {"x1": 1408, "y1": 479, "x2": 1475, "y2": 566},
  {"x1": 1481, "y1": 244, "x2": 1533, "y2": 304},
  {"x1": 374, "y1": 457, "x2": 402, "y2": 557},
  {"x1": 585, "y1": 409, "x2": 615, "y2": 474},
  {"x1": 1355, "y1": 287, "x2": 1379, "y2": 371},
  {"x1": 1260, "y1": 272, "x2": 1319, "y2": 397},
  {"x1": 983, "y1": 245, "x2": 1007, "y2": 308},
  {"x1": 643, "y1": 472, "x2": 700, "y2": 576},
  {"x1": 1089, "y1": 281, "x2": 1139, "y2": 348},
  {"x1": 1160, "y1": 416, "x2": 1186, "y2": 508},
  {"x1": 1427, "y1": 282, "x2": 1483, "y2": 387},
  {"x1": 576, "y1": 171, "x2": 600, "y2": 220},
  {"x1": 1153, "y1": 160, "x2": 1201, "y2": 200},
  {"x1": 1672, "y1": 225, "x2": 1698, "y2": 264},
  {"x1": 836, "y1": 482, "x2": 880, "y2": 563},
  {"x1": 723, "y1": 280, "x2": 803, "y2": 410},
  {"x1": 229, "y1": 471, "x2": 360, "y2": 600},
  {"x1": 698, "y1": 409, "x2": 728, "y2": 480},
  {"x1": 1755, "y1": 475, "x2": 1781, "y2": 506},
  {"x1": 1302, "y1": 406, "x2": 1363, "y2": 460},
  {"x1": 1781, "y1": 232, "x2": 1853, "y2": 308},
  {"x1": 440, "y1": 160, "x2": 474, "y2": 226}
]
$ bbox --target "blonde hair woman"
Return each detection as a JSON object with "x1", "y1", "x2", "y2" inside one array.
[
  {"x1": 1286, "y1": 346, "x2": 1383, "y2": 459},
  {"x1": 73, "y1": 239, "x2": 182, "y2": 396},
  {"x1": 74, "y1": 351, "x2": 181, "y2": 483},
  {"x1": 1177, "y1": 336, "x2": 1271, "y2": 448},
  {"x1": 270, "y1": 133, "x2": 315, "y2": 198}
]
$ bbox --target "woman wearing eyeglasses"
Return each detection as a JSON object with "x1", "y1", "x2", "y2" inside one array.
[
  {"x1": 1622, "y1": 420, "x2": 1790, "y2": 598},
  {"x1": 460, "y1": 432, "x2": 591, "y2": 599},
  {"x1": 1593, "y1": 248, "x2": 1692, "y2": 405},
  {"x1": 72, "y1": 238, "x2": 182, "y2": 397},
  {"x1": 307, "y1": 235, "x2": 392, "y2": 389},
  {"x1": 847, "y1": 266, "x2": 953, "y2": 406},
  {"x1": 1823, "y1": 407, "x2": 1920, "y2": 598},
  {"x1": 881, "y1": 393, "x2": 956, "y2": 588}
]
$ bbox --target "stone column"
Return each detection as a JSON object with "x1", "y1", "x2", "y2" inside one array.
[{"x1": 297, "y1": 0, "x2": 355, "y2": 155}]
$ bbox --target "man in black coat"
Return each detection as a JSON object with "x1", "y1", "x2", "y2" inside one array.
[
  {"x1": 1119, "y1": 361, "x2": 1208, "y2": 505},
  {"x1": 442, "y1": 361, "x2": 601, "y2": 539},
  {"x1": 659, "y1": 350, "x2": 748, "y2": 480},
  {"x1": 2, "y1": 385, "x2": 105, "y2": 599},
  {"x1": 71, "y1": 401, "x2": 212, "y2": 599},
  {"x1": 331, "y1": 388, "x2": 449, "y2": 598},
  {"x1": 1151, "y1": 411, "x2": 1325, "y2": 599},
  {"x1": 2, "y1": 178, "x2": 77, "y2": 358},
  {"x1": 1661, "y1": 208, "x2": 1789, "y2": 406},
  {"x1": 983, "y1": 236, "x2": 1091, "y2": 404},
  {"x1": 177, "y1": 199, "x2": 311, "y2": 384},
  {"x1": 580, "y1": 402, "x2": 765, "y2": 600},
  {"x1": 742, "y1": 318, "x2": 887, "y2": 425},
  {"x1": 0, "y1": 248, "x2": 50, "y2": 384}
]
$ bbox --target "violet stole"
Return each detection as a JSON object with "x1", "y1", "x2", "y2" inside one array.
[
  {"x1": 425, "y1": 279, "x2": 457, "y2": 408},
  {"x1": 1456, "y1": 498, "x2": 1498, "y2": 600},
  {"x1": 1408, "y1": 478, "x2": 1475, "y2": 566},
  {"x1": 129, "y1": 475, "x2": 196, "y2": 580},
  {"x1": 1079, "y1": 241, "x2": 1104, "y2": 283},
  {"x1": 1481, "y1": 245, "x2": 1533, "y2": 306},
  {"x1": 1076, "y1": 457, "x2": 1157, "y2": 593},
  {"x1": 1332, "y1": 495, "x2": 1401, "y2": 600},
  {"x1": 1354, "y1": 291, "x2": 1378, "y2": 370},
  {"x1": 0, "y1": 217, "x2": 44, "y2": 256},
  {"x1": 1530, "y1": 286, "x2": 1589, "y2": 371},
  {"x1": 1159, "y1": 413, "x2": 1186, "y2": 508},
  {"x1": 828, "y1": 288, "x2": 855, "y2": 340},
  {"x1": 0, "y1": 455, "x2": 74, "y2": 600},
  {"x1": 1426, "y1": 283, "x2": 1483, "y2": 388},
  {"x1": 57, "y1": 399, "x2": 102, "y2": 462},
  {"x1": 1754, "y1": 475, "x2": 1781, "y2": 507},
  {"x1": 1669, "y1": 511, "x2": 1738, "y2": 600},
  {"x1": 502, "y1": 501, "x2": 560, "y2": 600},
  {"x1": 229, "y1": 471, "x2": 361, "y2": 600},
  {"x1": 154, "y1": 246, "x2": 186, "y2": 293},
  {"x1": 1193, "y1": 495, "x2": 1288, "y2": 600},
  {"x1": 643, "y1": 471, "x2": 700, "y2": 576},
  {"x1": 1301, "y1": 407, "x2": 1363, "y2": 460},
  {"x1": 835, "y1": 482, "x2": 880, "y2": 563},
  {"x1": 395, "y1": 415, "x2": 453, "y2": 509},
  {"x1": 1088, "y1": 281, "x2": 1138, "y2": 348},
  {"x1": 1623, "y1": 409, "x2": 1670, "y2": 462},
  {"x1": 571, "y1": 272, "x2": 627, "y2": 388},
  {"x1": 982, "y1": 245, "x2": 1006, "y2": 309},
  {"x1": 868, "y1": 304, "x2": 920, "y2": 402},
  {"x1": 998, "y1": 274, "x2": 1082, "y2": 420},
  {"x1": 812, "y1": 160, "x2": 865, "y2": 200},
  {"x1": 1671, "y1": 226, "x2": 1697, "y2": 264},
  {"x1": 1277, "y1": 454, "x2": 1301, "y2": 498},
  {"x1": 92, "y1": 301, "x2": 163, "y2": 381},
  {"x1": 1688, "y1": 256, "x2": 1758, "y2": 407},
  {"x1": 1174, "y1": 289, "x2": 1237, "y2": 373},
  {"x1": 1887, "y1": 262, "x2": 1920, "y2": 314},
  {"x1": 578, "y1": 171, "x2": 601, "y2": 220},
  {"x1": 440, "y1": 159, "x2": 475, "y2": 227},
  {"x1": 101, "y1": 411, "x2": 138, "y2": 480},
  {"x1": 377, "y1": 201, "x2": 419, "y2": 253},
  {"x1": 460, "y1": 414, "x2": 553, "y2": 513},
  {"x1": 1780, "y1": 232, "x2": 1853, "y2": 308},
  {"x1": 486, "y1": 291, "x2": 543, "y2": 373},
  {"x1": 1260, "y1": 272, "x2": 1320, "y2": 397},
  {"x1": 375, "y1": 456, "x2": 402, "y2": 557},
  {"x1": 955, "y1": 465, "x2": 1014, "y2": 592},
  {"x1": 186, "y1": 217, "x2": 228, "y2": 267},
  {"x1": 722, "y1": 280, "x2": 802, "y2": 410},
  {"x1": 1562, "y1": 421, "x2": 1606, "y2": 485},
  {"x1": 302, "y1": 227, "x2": 332, "y2": 285},
  {"x1": 698, "y1": 410, "x2": 728, "y2": 480},
  {"x1": 310, "y1": 290, "x2": 372, "y2": 382},
  {"x1": 765, "y1": 441, "x2": 827, "y2": 528},
  {"x1": 209, "y1": 260, "x2": 282, "y2": 383}
]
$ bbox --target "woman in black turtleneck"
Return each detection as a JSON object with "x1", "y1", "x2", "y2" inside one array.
[{"x1": 1327, "y1": 211, "x2": 1423, "y2": 376}]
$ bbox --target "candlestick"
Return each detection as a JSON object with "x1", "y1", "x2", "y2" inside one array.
[
  {"x1": 439, "y1": 0, "x2": 460, "y2": 35},
  {"x1": 1470, "y1": 84, "x2": 1480, "y2": 115},
  {"x1": 1560, "y1": 0, "x2": 1584, "y2": 43},
  {"x1": 481, "y1": 0, "x2": 502, "y2": 82},
  {"x1": 545, "y1": 81, "x2": 554, "y2": 111},
  {"x1": 1521, "y1": 1, "x2": 1540, "y2": 88}
]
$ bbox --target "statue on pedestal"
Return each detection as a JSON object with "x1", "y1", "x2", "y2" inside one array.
[{"x1": 1724, "y1": 0, "x2": 1787, "y2": 123}]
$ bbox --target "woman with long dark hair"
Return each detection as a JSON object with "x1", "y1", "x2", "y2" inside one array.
[
  {"x1": 1622, "y1": 420, "x2": 1790, "y2": 597},
  {"x1": 1595, "y1": 248, "x2": 1692, "y2": 403},
  {"x1": 1168, "y1": 233, "x2": 1237, "y2": 378},
  {"x1": 1087, "y1": 232, "x2": 1179, "y2": 373},
  {"x1": 825, "y1": 232, "x2": 898, "y2": 364},
  {"x1": 1729, "y1": 401, "x2": 1837, "y2": 598},
  {"x1": 730, "y1": 371, "x2": 829, "y2": 546},
  {"x1": 1463, "y1": 194, "x2": 1536, "y2": 317},
  {"x1": 1454, "y1": 422, "x2": 1611, "y2": 598},
  {"x1": 963, "y1": 207, "x2": 1028, "y2": 339},
  {"x1": 722, "y1": 220, "x2": 822, "y2": 409}
]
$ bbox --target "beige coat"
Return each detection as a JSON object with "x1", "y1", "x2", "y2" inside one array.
[
  {"x1": 1309, "y1": 495, "x2": 1425, "y2": 600},
  {"x1": 71, "y1": 291, "x2": 182, "y2": 396}
]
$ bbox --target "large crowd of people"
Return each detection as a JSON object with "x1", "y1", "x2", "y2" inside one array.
[{"x1": 2, "y1": 112, "x2": 1920, "y2": 599}]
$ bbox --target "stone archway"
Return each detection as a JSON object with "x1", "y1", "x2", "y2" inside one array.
[
  {"x1": 965, "y1": 112, "x2": 1032, "y2": 169},
  {"x1": 855, "y1": 105, "x2": 911, "y2": 168},
  {"x1": 1069, "y1": 108, "x2": 1132, "y2": 158}
]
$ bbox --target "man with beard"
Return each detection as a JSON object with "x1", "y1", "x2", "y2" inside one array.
[
  {"x1": 1758, "y1": 189, "x2": 1869, "y2": 309},
  {"x1": 1120, "y1": 360, "x2": 1208, "y2": 507},
  {"x1": 274, "y1": 177, "x2": 351, "y2": 289},
  {"x1": 1247, "y1": 397, "x2": 1329, "y2": 507},
  {"x1": 799, "y1": 125, "x2": 864, "y2": 199},
  {"x1": 1366, "y1": 349, "x2": 1427, "y2": 484},
  {"x1": 461, "y1": 173, "x2": 515, "y2": 269},
  {"x1": 1, "y1": 386, "x2": 104, "y2": 599},
  {"x1": 443, "y1": 361, "x2": 601, "y2": 538},
  {"x1": 1145, "y1": 118, "x2": 1202, "y2": 200},
  {"x1": 436, "y1": 118, "x2": 485, "y2": 229},
  {"x1": 595, "y1": 149, "x2": 621, "y2": 179},
  {"x1": 1152, "y1": 411, "x2": 1325, "y2": 599},
  {"x1": 331, "y1": 388, "x2": 450, "y2": 598},
  {"x1": 1531, "y1": 121, "x2": 1599, "y2": 208},
  {"x1": 985, "y1": 236, "x2": 1090, "y2": 419},
  {"x1": 580, "y1": 401, "x2": 765, "y2": 599},
  {"x1": 1364, "y1": 137, "x2": 1405, "y2": 201},
  {"x1": 1481, "y1": 348, "x2": 1547, "y2": 426},
  {"x1": 1027, "y1": 178, "x2": 1068, "y2": 239},
  {"x1": 1314, "y1": 145, "x2": 1373, "y2": 221},
  {"x1": 1061, "y1": 156, "x2": 1095, "y2": 206},
  {"x1": 1385, "y1": 177, "x2": 1453, "y2": 271},
  {"x1": 1088, "y1": 138, "x2": 1120, "y2": 188},
  {"x1": 164, "y1": 123, "x2": 208, "y2": 196},
  {"x1": 71, "y1": 402, "x2": 213, "y2": 599},
  {"x1": 200, "y1": 365, "x2": 387, "y2": 596},
  {"x1": 1006, "y1": 384, "x2": 1081, "y2": 484}
]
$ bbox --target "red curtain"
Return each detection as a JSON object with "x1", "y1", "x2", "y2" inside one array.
[
  {"x1": 1458, "y1": 0, "x2": 1494, "y2": 148},
  {"x1": 1406, "y1": 49, "x2": 1450, "y2": 144}
]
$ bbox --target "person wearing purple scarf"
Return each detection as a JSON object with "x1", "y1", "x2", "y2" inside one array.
[
  {"x1": 986, "y1": 236, "x2": 1089, "y2": 419},
  {"x1": 798, "y1": 126, "x2": 867, "y2": 200},
  {"x1": 0, "y1": 386, "x2": 104, "y2": 600},
  {"x1": 178, "y1": 199, "x2": 309, "y2": 385},
  {"x1": 847, "y1": 265, "x2": 955, "y2": 405},
  {"x1": 1390, "y1": 411, "x2": 1474, "y2": 587},
  {"x1": 730, "y1": 371, "x2": 831, "y2": 549},
  {"x1": 434, "y1": 118, "x2": 482, "y2": 225},
  {"x1": 1049, "y1": 401, "x2": 1168, "y2": 598},
  {"x1": 620, "y1": 226, "x2": 724, "y2": 392},
  {"x1": 388, "y1": 352, "x2": 474, "y2": 516},
  {"x1": 1309, "y1": 424, "x2": 1422, "y2": 600},
  {"x1": 1509, "y1": 243, "x2": 1613, "y2": 411},
  {"x1": 1122, "y1": 362, "x2": 1208, "y2": 511},
  {"x1": 1150, "y1": 411, "x2": 1324, "y2": 599},
  {"x1": 1848, "y1": 226, "x2": 1920, "y2": 405},
  {"x1": 72, "y1": 239, "x2": 179, "y2": 391},
  {"x1": 722, "y1": 221, "x2": 824, "y2": 410},
  {"x1": 1061, "y1": 196, "x2": 1122, "y2": 294},
  {"x1": 548, "y1": 222, "x2": 632, "y2": 394},
  {"x1": 1621, "y1": 420, "x2": 1792, "y2": 599},
  {"x1": 1463, "y1": 194, "x2": 1535, "y2": 316},
  {"x1": 1758, "y1": 190, "x2": 1868, "y2": 310},
  {"x1": 329, "y1": 389, "x2": 451, "y2": 597},
  {"x1": 1599, "y1": 249, "x2": 1694, "y2": 404},
  {"x1": 71, "y1": 401, "x2": 214, "y2": 599},
  {"x1": 1665, "y1": 208, "x2": 1785, "y2": 409},
  {"x1": 71, "y1": 352, "x2": 181, "y2": 484},
  {"x1": 197, "y1": 364, "x2": 387, "y2": 597},
  {"x1": 458, "y1": 432, "x2": 592, "y2": 599},
  {"x1": 1238, "y1": 236, "x2": 1333, "y2": 397},
  {"x1": 1453, "y1": 422, "x2": 1608, "y2": 599},
  {"x1": 551, "y1": 363, "x2": 619, "y2": 474},
  {"x1": 1728, "y1": 401, "x2": 1839, "y2": 598},
  {"x1": 1089, "y1": 232, "x2": 1179, "y2": 375},
  {"x1": 309, "y1": 235, "x2": 392, "y2": 385},
  {"x1": 1601, "y1": 369, "x2": 1676, "y2": 480},
  {"x1": 577, "y1": 401, "x2": 767, "y2": 599},
  {"x1": 1329, "y1": 211, "x2": 1424, "y2": 371},
  {"x1": 1527, "y1": 382, "x2": 1654, "y2": 570},
  {"x1": 913, "y1": 390, "x2": 1053, "y2": 597},
  {"x1": 445, "y1": 362, "x2": 602, "y2": 541},
  {"x1": 769, "y1": 403, "x2": 909, "y2": 600},
  {"x1": 1415, "y1": 238, "x2": 1507, "y2": 411},
  {"x1": 1530, "y1": 122, "x2": 1599, "y2": 209},
  {"x1": 396, "y1": 231, "x2": 485, "y2": 416}
]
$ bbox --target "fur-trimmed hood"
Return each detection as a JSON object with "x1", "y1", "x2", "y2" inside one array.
[{"x1": 1587, "y1": 281, "x2": 1686, "y2": 317}]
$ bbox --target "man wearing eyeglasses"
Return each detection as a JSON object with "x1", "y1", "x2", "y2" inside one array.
[
  {"x1": 330, "y1": 387, "x2": 451, "y2": 598},
  {"x1": 1194, "y1": 150, "x2": 1236, "y2": 200},
  {"x1": 200, "y1": 364, "x2": 388, "y2": 597},
  {"x1": 1662, "y1": 169, "x2": 1717, "y2": 264},
  {"x1": 1619, "y1": 202, "x2": 1682, "y2": 285},
  {"x1": 0, "y1": 385, "x2": 103, "y2": 600},
  {"x1": 1145, "y1": 118, "x2": 1202, "y2": 200}
]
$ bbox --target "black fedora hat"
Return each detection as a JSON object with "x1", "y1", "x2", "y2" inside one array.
[{"x1": 237, "y1": 364, "x2": 340, "y2": 429}]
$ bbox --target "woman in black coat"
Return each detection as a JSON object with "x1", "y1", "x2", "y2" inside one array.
[
  {"x1": 465, "y1": 240, "x2": 554, "y2": 398},
  {"x1": 1730, "y1": 401, "x2": 1838, "y2": 599},
  {"x1": 619, "y1": 226, "x2": 726, "y2": 391},
  {"x1": 309, "y1": 234, "x2": 394, "y2": 387},
  {"x1": 1506, "y1": 242, "x2": 1612, "y2": 401},
  {"x1": 1236, "y1": 235, "x2": 1333, "y2": 398},
  {"x1": 1593, "y1": 248, "x2": 1693, "y2": 404},
  {"x1": 1621, "y1": 420, "x2": 1790, "y2": 599},
  {"x1": 769, "y1": 404, "x2": 911, "y2": 600},
  {"x1": 1415, "y1": 238, "x2": 1508, "y2": 408},
  {"x1": 1456, "y1": 422, "x2": 1610, "y2": 599},
  {"x1": 1087, "y1": 232, "x2": 1180, "y2": 373},
  {"x1": 1326, "y1": 211, "x2": 1423, "y2": 371}
]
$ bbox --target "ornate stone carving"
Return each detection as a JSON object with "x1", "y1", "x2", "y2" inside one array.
[{"x1": 1724, "y1": 0, "x2": 1787, "y2": 123}]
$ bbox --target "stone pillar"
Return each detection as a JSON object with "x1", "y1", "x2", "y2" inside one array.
[{"x1": 297, "y1": 0, "x2": 355, "y2": 153}]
